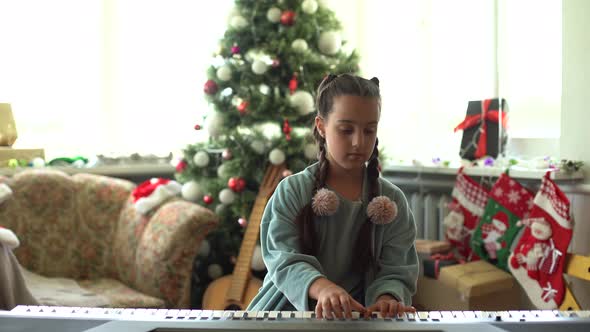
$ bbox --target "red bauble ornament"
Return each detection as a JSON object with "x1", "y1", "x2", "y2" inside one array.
[
  {"x1": 231, "y1": 44, "x2": 240, "y2": 55},
  {"x1": 204, "y1": 79, "x2": 218, "y2": 95},
  {"x1": 289, "y1": 73, "x2": 298, "y2": 94},
  {"x1": 280, "y1": 10, "x2": 296, "y2": 26},
  {"x1": 175, "y1": 160, "x2": 188, "y2": 173},
  {"x1": 228, "y1": 177, "x2": 246, "y2": 193},
  {"x1": 238, "y1": 218, "x2": 247, "y2": 227},
  {"x1": 237, "y1": 101, "x2": 249, "y2": 115},
  {"x1": 203, "y1": 195, "x2": 214, "y2": 205},
  {"x1": 194, "y1": 124, "x2": 201, "y2": 130},
  {"x1": 283, "y1": 118, "x2": 292, "y2": 141}
]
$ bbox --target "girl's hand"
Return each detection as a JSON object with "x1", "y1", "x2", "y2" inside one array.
[
  {"x1": 365, "y1": 294, "x2": 416, "y2": 318},
  {"x1": 315, "y1": 284, "x2": 365, "y2": 320}
]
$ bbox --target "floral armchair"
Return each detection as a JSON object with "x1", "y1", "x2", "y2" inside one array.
[{"x1": 0, "y1": 169, "x2": 217, "y2": 309}]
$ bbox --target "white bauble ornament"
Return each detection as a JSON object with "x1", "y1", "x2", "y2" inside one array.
[
  {"x1": 318, "y1": 31, "x2": 342, "y2": 55},
  {"x1": 251, "y1": 59, "x2": 268, "y2": 75},
  {"x1": 291, "y1": 39, "x2": 308, "y2": 53},
  {"x1": 181, "y1": 181, "x2": 202, "y2": 201},
  {"x1": 206, "y1": 112, "x2": 224, "y2": 137},
  {"x1": 251, "y1": 140, "x2": 265, "y2": 154},
  {"x1": 230, "y1": 15, "x2": 248, "y2": 29},
  {"x1": 215, "y1": 204, "x2": 225, "y2": 215},
  {"x1": 31, "y1": 157, "x2": 45, "y2": 168},
  {"x1": 251, "y1": 245, "x2": 266, "y2": 271},
  {"x1": 217, "y1": 163, "x2": 230, "y2": 179},
  {"x1": 304, "y1": 143, "x2": 319, "y2": 160},
  {"x1": 290, "y1": 90, "x2": 315, "y2": 115},
  {"x1": 198, "y1": 240, "x2": 210, "y2": 257},
  {"x1": 218, "y1": 188, "x2": 236, "y2": 205},
  {"x1": 267, "y1": 7, "x2": 281, "y2": 22},
  {"x1": 259, "y1": 84, "x2": 270, "y2": 95},
  {"x1": 269, "y1": 148, "x2": 286, "y2": 165},
  {"x1": 207, "y1": 263, "x2": 224, "y2": 279},
  {"x1": 302, "y1": 0, "x2": 318, "y2": 14},
  {"x1": 216, "y1": 65, "x2": 232, "y2": 81},
  {"x1": 193, "y1": 151, "x2": 210, "y2": 167}
]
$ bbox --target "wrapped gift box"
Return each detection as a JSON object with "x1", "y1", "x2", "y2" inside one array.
[
  {"x1": 455, "y1": 98, "x2": 508, "y2": 161},
  {"x1": 415, "y1": 239, "x2": 452, "y2": 277},
  {"x1": 423, "y1": 254, "x2": 460, "y2": 279},
  {"x1": 413, "y1": 260, "x2": 524, "y2": 310}
]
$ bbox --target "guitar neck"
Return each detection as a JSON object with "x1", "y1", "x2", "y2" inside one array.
[{"x1": 226, "y1": 195, "x2": 269, "y2": 302}]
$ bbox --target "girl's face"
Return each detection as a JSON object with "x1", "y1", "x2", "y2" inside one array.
[{"x1": 316, "y1": 95, "x2": 380, "y2": 172}]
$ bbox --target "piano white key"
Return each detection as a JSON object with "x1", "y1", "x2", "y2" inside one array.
[
  {"x1": 405, "y1": 312, "x2": 416, "y2": 321},
  {"x1": 200, "y1": 310, "x2": 213, "y2": 319},
  {"x1": 351, "y1": 311, "x2": 361, "y2": 320},
  {"x1": 165, "y1": 309, "x2": 180, "y2": 318},
  {"x1": 462, "y1": 311, "x2": 476, "y2": 319},
  {"x1": 177, "y1": 309, "x2": 191, "y2": 317},
  {"x1": 188, "y1": 310, "x2": 202, "y2": 319},
  {"x1": 212, "y1": 310, "x2": 224, "y2": 319},
  {"x1": 223, "y1": 311, "x2": 234, "y2": 319},
  {"x1": 440, "y1": 311, "x2": 454, "y2": 320},
  {"x1": 245, "y1": 311, "x2": 257, "y2": 319},
  {"x1": 232, "y1": 311, "x2": 245, "y2": 319},
  {"x1": 268, "y1": 311, "x2": 280, "y2": 320},
  {"x1": 292, "y1": 311, "x2": 303, "y2": 319},
  {"x1": 303, "y1": 311, "x2": 314, "y2": 319},
  {"x1": 578, "y1": 311, "x2": 590, "y2": 318},
  {"x1": 256, "y1": 311, "x2": 268, "y2": 319},
  {"x1": 428, "y1": 311, "x2": 441, "y2": 320},
  {"x1": 373, "y1": 312, "x2": 384, "y2": 320},
  {"x1": 452, "y1": 311, "x2": 465, "y2": 319},
  {"x1": 10, "y1": 305, "x2": 30, "y2": 314},
  {"x1": 417, "y1": 311, "x2": 429, "y2": 321},
  {"x1": 280, "y1": 311, "x2": 292, "y2": 319}
]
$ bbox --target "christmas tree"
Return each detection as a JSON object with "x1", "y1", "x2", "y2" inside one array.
[{"x1": 175, "y1": 0, "x2": 360, "y2": 308}]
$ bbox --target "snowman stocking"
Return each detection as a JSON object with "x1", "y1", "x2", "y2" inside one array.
[
  {"x1": 471, "y1": 173, "x2": 534, "y2": 270},
  {"x1": 443, "y1": 167, "x2": 489, "y2": 261},
  {"x1": 509, "y1": 172, "x2": 572, "y2": 309}
]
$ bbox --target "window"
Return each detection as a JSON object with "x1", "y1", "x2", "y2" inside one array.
[{"x1": 0, "y1": 0, "x2": 561, "y2": 162}]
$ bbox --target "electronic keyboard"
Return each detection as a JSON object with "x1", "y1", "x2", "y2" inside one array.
[{"x1": 0, "y1": 306, "x2": 589, "y2": 332}]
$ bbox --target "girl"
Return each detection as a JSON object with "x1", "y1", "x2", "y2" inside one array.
[{"x1": 247, "y1": 74, "x2": 419, "y2": 319}]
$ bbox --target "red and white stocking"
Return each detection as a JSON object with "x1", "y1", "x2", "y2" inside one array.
[
  {"x1": 509, "y1": 172, "x2": 572, "y2": 309},
  {"x1": 443, "y1": 168, "x2": 489, "y2": 261}
]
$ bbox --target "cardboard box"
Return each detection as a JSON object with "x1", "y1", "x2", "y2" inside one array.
[
  {"x1": 415, "y1": 239, "x2": 451, "y2": 255},
  {"x1": 413, "y1": 260, "x2": 523, "y2": 310},
  {"x1": 0, "y1": 147, "x2": 45, "y2": 167},
  {"x1": 0, "y1": 103, "x2": 18, "y2": 147}
]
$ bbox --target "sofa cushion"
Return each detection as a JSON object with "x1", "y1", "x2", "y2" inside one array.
[{"x1": 22, "y1": 269, "x2": 165, "y2": 308}]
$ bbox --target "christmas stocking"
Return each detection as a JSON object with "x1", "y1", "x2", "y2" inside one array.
[
  {"x1": 508, "y1": 172, "x2": 572, "y2": 309},
  {"x1": 471, "y1": 173, "x2": 534, "y2": 270},
  {"x1": 443, "y1": 167, "x2": 489, "y2": 261}
]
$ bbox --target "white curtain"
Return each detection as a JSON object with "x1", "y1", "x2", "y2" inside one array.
[{"x1": 0, "y1": 0, "x2": 560, "y2": 162}]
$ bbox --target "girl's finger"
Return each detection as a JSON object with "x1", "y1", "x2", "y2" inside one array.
[
  {"x1": 329, "y1": 297, "x2": 343, "y2": 319},
  {"x1": 340, "y1": 295, "x2": 352, "y2": 319}
]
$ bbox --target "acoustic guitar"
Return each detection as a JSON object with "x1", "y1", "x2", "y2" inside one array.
[{"x1": 202, "y1": 162, "x2": 286, "y2": 310}]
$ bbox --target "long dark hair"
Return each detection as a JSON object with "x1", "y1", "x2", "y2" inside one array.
[{"x1": 296, "y1": 73, "x2": 381, "y2": 273}]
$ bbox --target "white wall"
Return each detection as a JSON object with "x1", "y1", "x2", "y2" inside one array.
[{"x1": 562, "y1": 0, "x2": 590, "y2": 309}]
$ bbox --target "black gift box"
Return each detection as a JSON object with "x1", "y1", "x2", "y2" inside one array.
[
  {"x1": 456, "y1": 98, "x2": 508, "y2": 161},
  {"x1": 423, "y1": 257, "x2": 459, "y2": 279}
]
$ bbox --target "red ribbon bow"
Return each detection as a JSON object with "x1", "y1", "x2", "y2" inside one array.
[
  {"x1": 430, "y1": 252, "x2": 465, "y2": 279},
  {"x1": 454, "y1": 99, "x2": 508, "y2": 159}
]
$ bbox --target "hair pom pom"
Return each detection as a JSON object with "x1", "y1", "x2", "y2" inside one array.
[
  {"x1": 370, "y1": 77, "x2": 380, "y2": 87},
  {"x1": 312, "y1": 188, "x2": 340, "y2": 216},
  {"x1": 367, "y1": 196, "x2": 397, "y2": 225}
]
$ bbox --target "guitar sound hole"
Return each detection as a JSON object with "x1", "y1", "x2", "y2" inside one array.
[{"x1": 225, "y1": 304, "x2": 242, "y2": 311}]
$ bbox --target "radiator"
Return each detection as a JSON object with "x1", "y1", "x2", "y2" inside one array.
[{"x1": 409, "y1": 192, "x2": 452, "y2": 241}]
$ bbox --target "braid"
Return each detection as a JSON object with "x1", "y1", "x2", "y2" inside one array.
[{"x1": 352, "y1": 139, "x2": 380, "y2": 273}]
